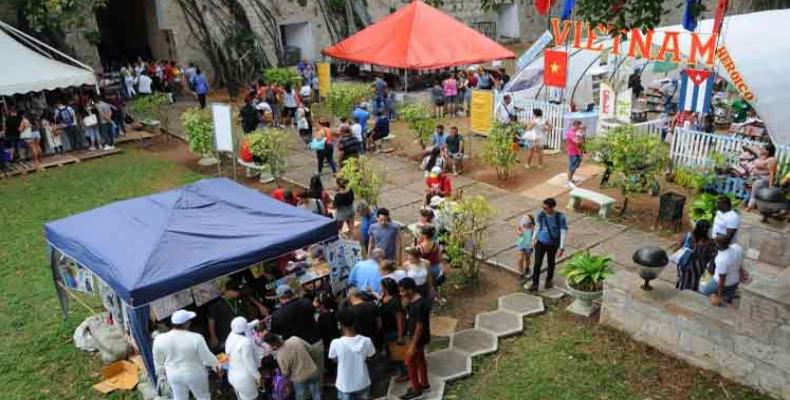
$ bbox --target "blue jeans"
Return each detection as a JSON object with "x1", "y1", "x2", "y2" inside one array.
[
  {"x1": 568, "y1": 155, "x2": 582, "y2": 176},
  {"x1": 338, "y1": 387, "x2": 370, "y2": 400},
  {"x1": 294, "y1": 374, "x2": 321, "y2": 400},
  {"x1": 85, "y1": 126, "x2": 101, "y2": 147},
  {"x1": 699, "y1": 279, "x2": 739, "y2": 303}
]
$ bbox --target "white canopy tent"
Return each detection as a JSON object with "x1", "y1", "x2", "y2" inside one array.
[
  {"x1": 504, "y1": 9, "x2": 790, "y2": 146},
  {"x1": 0, "y1": 20, "x2": 96, "y2": 97}
]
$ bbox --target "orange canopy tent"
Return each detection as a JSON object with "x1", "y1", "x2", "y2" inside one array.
[{"x1": 322, "y1": 0, "x2": 515, "y2": 70}]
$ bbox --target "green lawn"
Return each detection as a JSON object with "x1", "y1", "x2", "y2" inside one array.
[
  {"x1": 0, "y1": 149, "x2": 201, "y2": 400},
  {"x1": 445, "y1": 301, "x2": 774, "y2": 400}
]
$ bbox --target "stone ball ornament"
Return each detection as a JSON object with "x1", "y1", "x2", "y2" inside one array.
[{"x1": 632, "y1": 246, "x2": 669, "y2": 291}]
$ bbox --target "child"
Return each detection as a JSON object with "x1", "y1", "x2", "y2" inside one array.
[
  {"x1": 329, "y1": 308, "x2": 376, "y2": 400},
  {"x1": 43, "y1": 118, "x2": 63, "y2": 155},
  {"x1": 516, "y1": 214, "x2": 535, "y2": 281}
]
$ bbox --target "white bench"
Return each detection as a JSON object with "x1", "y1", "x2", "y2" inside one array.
[{"x1": 567, "y1": 188, "x2": 616, "y2": 218}]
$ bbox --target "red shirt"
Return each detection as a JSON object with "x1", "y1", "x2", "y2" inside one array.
[
  {"x1": 272, "y1": 188, "x2": 298, "y2": 206},
  {"x1": 425, "y1": 174, "x2": 452, "y2": 197}
]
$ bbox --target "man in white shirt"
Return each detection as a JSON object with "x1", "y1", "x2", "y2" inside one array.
[
  {"x1": 153, "y1": 309, "x2": 220, "y2": 400},
  {"x1": 329, "y1": 309, "x2": 376, "y2": 400},
  {"x1": 711, "y1": 196, "x2": 740, "y2": 242},
  {"x1": 351, "y1": 120, "x2": 363, "y2": 144},
  {"x1": 137, "y1": 72, "x2": 153, "y2": 95},
  {"x1": 495, "y1": 94, "x2": 519, "y2": 125},
  {"x1": 700, "y1": 236, "x2": 743, "y2": 306}
]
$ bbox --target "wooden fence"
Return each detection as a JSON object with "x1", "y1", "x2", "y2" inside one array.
[
  {"x1": 670, "y1": 128, "x2": 790, "y2": 170},
  {"x1": 512, "y1": 100, "x2": 569, "y2": 151}
]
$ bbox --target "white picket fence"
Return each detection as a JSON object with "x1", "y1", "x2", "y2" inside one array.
[
  {"x1": 670, "y1": 127, "x2": 790, "y2": 169},
  {"x1": 512, "y1": 100, "x2": 570, "y2": 151},
  {"x1": 598, "y1": 119, "x2": 663, "y2": 138}
]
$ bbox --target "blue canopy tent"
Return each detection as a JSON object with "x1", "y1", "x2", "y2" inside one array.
[{"x1": 45, "y1": 178, "x2": 338, "y2": 382}]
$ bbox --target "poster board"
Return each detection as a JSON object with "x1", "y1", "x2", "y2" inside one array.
[
  {"x1": 317, "y1": 62, "x2": 331, "y2": 96},
  {"x1": 150, "y1": 289, "x2": 193, "y2": 321},
  {"x1": 211, "y1": 103, "x2": 233, "y2": 153},
  {"x1": 325, "y1": 239, "x2": 362, "y2": 293},
  {"x1": 58, "y1": 258, "x2": 94, "y2": 293},
  {"x1": 615, "y1": 89, "x2": 633, "y2": 123},
  {"x1": 470, "y1": 89, "x2": 494, "y2": 135},
  {"x1": 599, "y1": 82, "x2": 616, "y2": 120}
]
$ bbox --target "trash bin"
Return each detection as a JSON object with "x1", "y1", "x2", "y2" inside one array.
[{"x1": 656, "y1": 192, "x2": 686, "y2": 232}]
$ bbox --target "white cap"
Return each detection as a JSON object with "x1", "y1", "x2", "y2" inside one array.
[
  {"x1": 171, "y1": 309, "x2": 196, "y2": 325},
  {"x1": 430, "y1": 166, "x2": 442, "y2": 176},
  {"x1": 360, "y1": 102, "x2": 369, "y2": 109},
  {"x1": 429, "y1": 196, "x2": 445, "y2": 208}
]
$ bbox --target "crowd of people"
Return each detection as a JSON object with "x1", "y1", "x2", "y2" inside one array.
[
  {"x1": 430, "y1": 66, "x2": 510, "y2": 118},
  {"x1": 118, "y1": 60, "x2": 210, "y2": 108},
  {"x1": 0, "y1": 90, "x2": 127, "y2": 170}
]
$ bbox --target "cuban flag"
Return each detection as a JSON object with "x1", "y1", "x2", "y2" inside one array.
[{"x1": 679, "y1": 69, "x2": 715, "y2": 113}]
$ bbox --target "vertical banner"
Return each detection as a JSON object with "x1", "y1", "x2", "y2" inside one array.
[
  {"x1": 515, "y1": 30, "x2": 553, "y2": 72},
  {"x1": 470, "y1": 89, "x2": 494, "y2": 135},
  {"x1": 211, "y1": 103, "x2": 233, "y2": 153},
  {"x1": 543, "y1": 50, "x2": 568, "y2": 88},
  {"x1": 615, "y1": 89, "x2": 632, "y2": 123},
  {"x1": 599, "y1": 82, "x2": 615, "y2": 119},
  {"x1": 317, "y1": 62, "x2": 331, "y2": 96}
]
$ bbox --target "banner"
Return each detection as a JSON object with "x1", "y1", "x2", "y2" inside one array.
[
  {"x1": 325, "y1": 239, "x2": 362, "y2": 293},
  {"x1": 516, "y1": 30, "x2": 553, "y2": 72},
  {"x1": 317, "y1": 62, "x2": 331, "y2": 96},
  {"x1": 544, "y1": 50, "x2": 568, "y2": 88},
  {"x1": 58, "y1": 259, "x2": 93, "y2": 293},
  {"x1": 470, "y1": 89, "x2": 494, "y2": 135},
  {"x1": 679, "y1": 69, "x2": 715, "y2": 113},
  {"x1": 599, "y1": 82, "x2": 616, "y2": 119},
  {"x1": 615, "y1": 89, "x2": 632, "y2": 123}
]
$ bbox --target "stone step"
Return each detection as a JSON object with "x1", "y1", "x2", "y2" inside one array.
[
  {"x1": 498, "y1": 293, "x2": 545, "y2": 317},
  {"x1": 425, "y1": 348, "x2": 472, "y2": 381},
  {"x1": 450, "y1": 328, "x2": 498, "y2": 357},
  {"x1": 475, "y1": 309, "x2": 523, "y2": 338},
  {"x1": 386, "y1": 373, "x2": 446, "y2": 400}
]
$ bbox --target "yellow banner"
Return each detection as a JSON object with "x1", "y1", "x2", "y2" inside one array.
[
  {"x1": 317, "y1": 62, "x2": 331, "y2": 97},
  {"x1": 470, "y1": 89, "x2": 494, "y2": 135}
]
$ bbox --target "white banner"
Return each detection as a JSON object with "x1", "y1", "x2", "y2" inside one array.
[{"x1": 599, "y1": 82, "x2": 616, "y2": 120}]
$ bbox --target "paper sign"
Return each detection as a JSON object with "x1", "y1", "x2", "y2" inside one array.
[
  {"x1": 317, "y1": 62, "x2": 331, "y2": 96},
  {"x1": 599, "y1": 82, "x2": 616, "y2": 119},
  {"x1": 325, "y1": 240, "x2": 362, "y2": 293},
  {"x1": 211, "y1": 103, "x2": 233, "y2": 153},
  {"x1": 192, "y1": 281, "x2": 221, "y2": 306},
  {"x1": 59, "y1": 259, "x2": 93, "y2": 293},
  {"x1": 150, "y1": 289, "x2": 193, "y2": 321},
  {"x1": 470, "y1": 89, "x2": 494, "y2": 135},
  {"x1": 615, "y1": 88, "x2": 633, "y2": 123}
]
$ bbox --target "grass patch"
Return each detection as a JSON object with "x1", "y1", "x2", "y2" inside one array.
[
  {"x1": 0, "y1": 149, "x2": 201, "y2": 400},
  {"x1": 445, "y1": 301, "x2": 773, "y2": 400}
]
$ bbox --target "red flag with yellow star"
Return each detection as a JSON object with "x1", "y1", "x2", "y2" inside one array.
[{"x1": 544, "y1": 49, "x2": 568, "y2": 88}]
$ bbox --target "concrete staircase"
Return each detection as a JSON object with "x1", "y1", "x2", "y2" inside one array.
[{"x1": 385, "y1": 293, "x2": 546, "y2": 400}]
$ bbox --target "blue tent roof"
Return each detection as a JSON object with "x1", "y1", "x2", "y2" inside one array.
[{"x1": 44, "y1": 178, "x2": 338, "y2": 306}]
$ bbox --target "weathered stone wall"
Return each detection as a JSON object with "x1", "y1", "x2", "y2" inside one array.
[{"x1": 601, "y1": 270, "x2": 790, "y2": 400}]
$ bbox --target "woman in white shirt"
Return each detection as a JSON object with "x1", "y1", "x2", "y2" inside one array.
[
  {"x1": 524, "y1": 108, "x2": 552, "y2": 169},
  {"x1": 403, "y1": 246, "x2": 430, "y2": 298},
  {"x1": 225, "y1": 317, "x2": 261, "y2": 400}
]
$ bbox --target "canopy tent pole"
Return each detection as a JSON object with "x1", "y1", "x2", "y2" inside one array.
[{"x1": 404, "y1": 70, "x2": 409, "y2": 92}]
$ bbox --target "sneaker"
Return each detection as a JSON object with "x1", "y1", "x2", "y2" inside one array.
[
  {"x1": 103, "y1": 145, "x2": 111, "y2": 150},
  {"x1": 395, "y1": 374, "x2": 410, "y2": 383},
  {"x1": 567, "y1": 181, "x2": 577, "y2": 189},
  {"x1": 89, "y1": 146, "x2": 96, "y2": 151},
  {"x1": 400, "y1": 389, "x2": 423, "y2": 400},
  {"x1": 524, "y1": 164, "x2": 531, "y2": 170},
  {"x1": 421, "y1": 383, "x2": 431, "y2": 391},
  {"x1": 526, "y1": 284, "x2": 539, "y2": 293}
]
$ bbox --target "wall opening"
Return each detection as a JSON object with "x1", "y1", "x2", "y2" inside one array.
[{"x1": 280, "y1": 22, "x2": 315, "y2": 65}]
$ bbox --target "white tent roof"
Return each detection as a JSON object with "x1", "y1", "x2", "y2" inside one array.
[
  {"x1": 506, "y1": 9, "x2": 790, "y2": 146},
  {"x1": 0, "y1": 25, "x2": 96, "y2": 96}
]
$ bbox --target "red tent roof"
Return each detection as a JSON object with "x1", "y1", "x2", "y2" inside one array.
[{"x1": 322, "y1": 0, "x2": 515, "y2": 70}]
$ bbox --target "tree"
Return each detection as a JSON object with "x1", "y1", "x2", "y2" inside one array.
[
  {"x1": 586, "y1": 125, "x2": 670, "y2": 214},
  {"x1": 399, "y1": 103, "x2": 435, "y2": 148},
  {"x1": 246, "y1": 128, "x2": 291, "y2": 182},
  {"x1": 129, "y1": 93, "x2": 171, "y2": 132},
  {"x1": 324, "y1": 83, "x2": 372, "y2": 120},
  {"x1": 180, "y1": 107, "x2": 214, "y2": 158},
  {"x1": 338, "y1": 156, "x2": 383, "y2": 206},
  {"x1": 442, "y1": 195, "x2": 496, "y2": 283},
  {"x1": 16, "y1": 0, "x2": 107, "y2": 52},
  {"x1": 478, "y1": 0, "x2": 702, "y2": 33},
  {"x1": 482, "y1": 122, "x2": 520, "y2": 180}
]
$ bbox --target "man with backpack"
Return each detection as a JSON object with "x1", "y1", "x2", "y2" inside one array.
[
  {"x1": 54, "y1": 99, "x2": 82, "y2": 151},
  {"x1": 528, "y1": 198, "x2": 568, "y2": 293}
]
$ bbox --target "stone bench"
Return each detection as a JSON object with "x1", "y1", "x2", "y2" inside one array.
[{"x1": 567, "y1": 188, "x2": 616, "y2": 218}]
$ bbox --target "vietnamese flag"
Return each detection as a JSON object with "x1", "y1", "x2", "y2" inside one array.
[
  {"x1": 535, "y1": 0, "x2": 552, "y2": 16},
  {"x1": 544, "y1": 50, "x2": 568, "y2": 88}
]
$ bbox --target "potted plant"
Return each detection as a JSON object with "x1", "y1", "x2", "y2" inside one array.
[
  {"x1": 338, "y1": 155, "x2": 383, "y2": 206},
  {"x1": 180, "y1": 107, "x2": 216, "y2": 166},
  {"x1": 246, "y1": 128, "x2": 290, "y2": 184},
  {"x1": 129, "y1": 93, "x2": 171, "y2": 133},
  {"x1": 559, "y1": 251, "x2": 614, "y2": 317},
  {"x1": 482, "y1": 122, "x2": 520, "y2": 180}
]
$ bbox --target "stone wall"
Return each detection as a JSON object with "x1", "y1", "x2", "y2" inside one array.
[{"x1": 601, "y1": 270, "x2": 790, "y2": 400}]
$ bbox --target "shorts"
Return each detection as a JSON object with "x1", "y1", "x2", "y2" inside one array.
[
  {"x1": 444, "y1": 94, "x2": 456, "y2": 103},
  {"x1": 284, "y1": 107, "x2": 297, "y2": 118},
  {"x1": 517, "y1": 246, "x2": 534, "y2": 255},
  {"x1": 568, "y1": 155, "x2": 582, "y2": 173},
  {"x1": 434, "y1": 99, "x2": 445, "y2": 107}
]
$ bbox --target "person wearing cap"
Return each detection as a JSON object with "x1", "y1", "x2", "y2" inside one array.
[
  {"x1": 424, "y1": 166, "x2": 452, "y2": 205},
  {"x1": 263, "y1": 332, "x2": 322, "y2": 400},
  {"x1": 226, "y1": 317, "x2": 262, "y2": 400},
  {"x1": 153, "y1": 309, "x2": 220, "y2": 400},
  {"x1": 348, "y1": 248, "x2": 386, "y2": 293},
  {"x1": 368, "y1": 208, "x2": 401, "y2": 261},
  {"x1": 351, "y1": 103, "x2": 370, "y2": 153},
  {"x1": 270, "y1": 285, "x2": 324, "y2": 379}
]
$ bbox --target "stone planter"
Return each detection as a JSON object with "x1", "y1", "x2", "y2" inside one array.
[
  {"x1": 566, "y1": 284, "x2": 603, "y2": 317},
  {"x1": 632, "y1": 246, "x2": 668, "y2": 291}
]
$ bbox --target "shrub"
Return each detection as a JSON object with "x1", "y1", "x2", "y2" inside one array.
[
  {"x1": 325, "y1": 83, "x2": 372, "y2": 120},
  {"x1": 246, "y1": 128, "x2": 290, "y2": 179},
  {"x1": 688, "y1": 193, "x2": 741, "y2": 225},
  {"x1": 442, "y1": 195, "x2": 496, "y2": 283},
  {"x1": 128, "y1": 93, "x2": 170, "y2": 126},
  {"x1": 482, "y1": 122, "x2": 520, "y2": 180},
  {"x1": 399, "y1": 102, "x2": 435, "y2": 148},
  {"x1": 338, "y1": 155, "x2": 383, "y2": 206},
  {"x1": 263, "y1": 67, "x2": 302, "y2": 87},
  {"x1": 560, "y1": 251, "x2": 614, "y2": 292},
  {"x1": 586, "y1": 125, "x2": 670, "y2": 213},
  {"x1": 180, "y1": 107, "x2": 214, "y2": 157}
]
